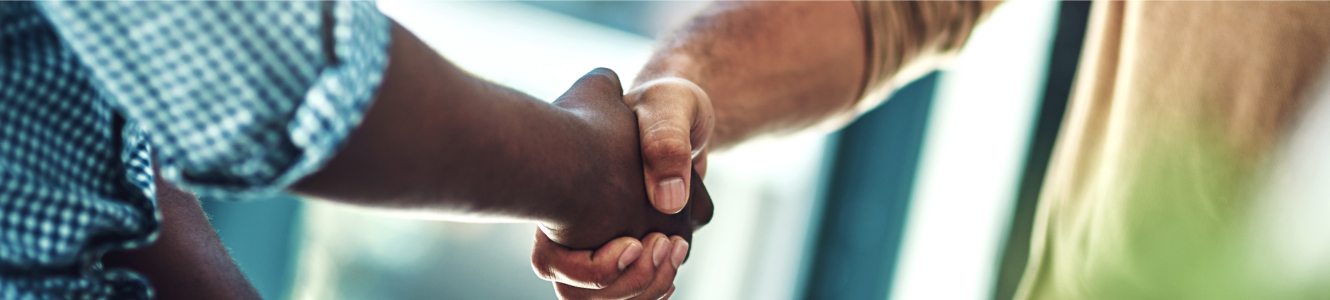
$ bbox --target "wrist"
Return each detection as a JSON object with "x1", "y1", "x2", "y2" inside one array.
[
  {"x1": 533, "y1": 115, "x2": 604, "y2": 227},
  {"x1": 537, "y1": 116, "x2": 648, "y2": 249},
  {"x1": 634, "y1": 52, "x2": 705, "y2": 89}
]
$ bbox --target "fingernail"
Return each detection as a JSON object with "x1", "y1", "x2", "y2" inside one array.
[
  {"x1": 652, "y1": 236, "x2": 670, "y2": 267},
  {"x1": 618, "y1": 243, "x2": 642, "y2": 271},
  {"x1": 657, "y1": 178, "x2": 686, "y2": 213},
  {"x1": 670, "y1": 240, "x2": 689, "y2": 269}
]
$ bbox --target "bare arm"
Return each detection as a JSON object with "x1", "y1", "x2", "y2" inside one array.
[
  {"x1": 290, "y1": 21, "x2": 605, "y2": 225},
  {"x1": 636, "y1": 1, "x2": 999, "y2": 148},
  {"x1": 102, "y1": 173, "x2": 261, "y2": 300},
  {"x1": 626, "y1": 0, "x2": 998, "y2": 213},
  {"x1": 634, "y1": 1, "x2": 868, "y2": 149}
]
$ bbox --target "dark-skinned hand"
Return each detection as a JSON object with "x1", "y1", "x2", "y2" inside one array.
[{"x1": 531, "y1": 68, "x2": 714, "y2": 300}]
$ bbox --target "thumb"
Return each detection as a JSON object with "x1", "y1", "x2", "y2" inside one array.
[{"x1": 625, "y1": 78, "x2": 714, "y2": 215}]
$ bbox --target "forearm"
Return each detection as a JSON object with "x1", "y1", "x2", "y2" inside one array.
[
  {"x1": 291, "y1": 21, "x2": 594, "y2": 224},
  {"x1": 636, "y1": 1, "x2": 998, "y2": 149},
  {"x1": 635, "y1": 1, "x2": 866, "y2": 149}
]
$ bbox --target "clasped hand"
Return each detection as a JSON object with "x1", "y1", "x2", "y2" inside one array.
[{"x1": 531, "y1": 68, "x2": 714, "y2": 300}]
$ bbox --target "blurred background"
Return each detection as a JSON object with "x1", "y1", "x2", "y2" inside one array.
[{"x1": 198, "y1": 1, "x2": 1090, "y2": 299}]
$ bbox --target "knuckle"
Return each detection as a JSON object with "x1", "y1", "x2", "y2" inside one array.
[
  {"x1": 620, "y1": 273, "x2": 655, "y2": 295},
  {"x1": 560, "y1": 260, "x2": 617, "y2": 289},
  {"x1": 581, "y1": 69, "x2": 622, "y2": 93},
  {"x1": 634, "y1": 282, "x2": 672, "y2": 300},
  {"x1": 530, "y1": 252, "x2": 571, "y2": 284},
  {"x1": 531, "y1": 255, "x2": 558, "y2": 281},
  {"x1": 553, "y1": 284, "x2": 581, "y2": 300},
  {"x1": 642, "y1": 135, "x2": 691, "y2": 166},
  {"x1": 591, "y1": 67, "x2": 620, "y2": 82},
  {"x1": 591, "y1": 269, "x2": 616, "y2": 289}
]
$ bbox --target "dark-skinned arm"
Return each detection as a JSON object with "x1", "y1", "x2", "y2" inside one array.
[
  {"x1": 105, "y1": 20, "x2": 711, "y2": 300},
  {"x1": 102, "y1": 171, "x2": 261, "y2": 300},
  {"x1": 289, "y1": 21, "x2": 711, "y2": 249}
]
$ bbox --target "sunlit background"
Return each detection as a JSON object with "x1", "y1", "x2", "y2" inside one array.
[{"x1": 199, "y1": 1, "x2": 1077, "y2": 299}]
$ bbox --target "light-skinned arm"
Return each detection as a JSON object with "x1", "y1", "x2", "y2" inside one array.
[
  {"x1": 630, "y1": 0, "x2": 999, "y2": 214},
  {"x1": 534, "y1": 2, "x2": 998, "y2": 299}
]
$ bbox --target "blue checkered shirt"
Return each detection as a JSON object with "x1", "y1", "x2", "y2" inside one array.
[{"x1": 0, "y1": 2, "x2": 390, "y2": 299}]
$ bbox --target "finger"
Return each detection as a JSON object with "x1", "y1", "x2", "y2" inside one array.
[
  {"x1": 555, "y1": 233, "x2": 674, "y2": 299},
  {"x1": 667, "y1": 235, "x2": 689, "y2": 269},
  {"x1": 627, "y1": 236, "x2": 687, "y2": 300},
  {"x1": 555, "y1": 68, "x2": 625, "y2": 110},
  {"x1": 625, "y1": 266, "x2": 677, "y2": 300},
  {"x1": 626, "y1": 78, "x2": 714, "y2": 214},
  {"x1": 687, "y1": 168, "x2": 715, "y2": 231},
  {"x1": 532, "y1": 228, "x2": 643, "y2": 289}
]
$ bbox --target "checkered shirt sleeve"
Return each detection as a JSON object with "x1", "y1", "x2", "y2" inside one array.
[
  {"x1": 0, "y1": 2, "x2": 389, "y2": 299},
  {"x1": 39, "y1": 1, "x2": 391, "y2": 200}
]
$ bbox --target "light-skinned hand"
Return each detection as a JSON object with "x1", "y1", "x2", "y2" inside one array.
[{"x1": 622, "y1": 78, "x2": 715, "y2": 215}]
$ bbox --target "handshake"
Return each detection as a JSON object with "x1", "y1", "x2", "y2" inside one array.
[
  {"x1": 528, "y1": 68, "x2": 717, "y2": 300},
  {"x1": 291, "y1": 22, "x2": 733, "y2": 300}
]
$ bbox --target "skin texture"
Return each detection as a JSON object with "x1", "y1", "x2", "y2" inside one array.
[{"x1": 101, "y1": 169, "x2": 262, "y2": 300}]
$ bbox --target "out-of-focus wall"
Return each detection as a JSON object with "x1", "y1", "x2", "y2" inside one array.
[{"x1": 892, "y1": 1, "x2": 1057, "y2": 299}]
